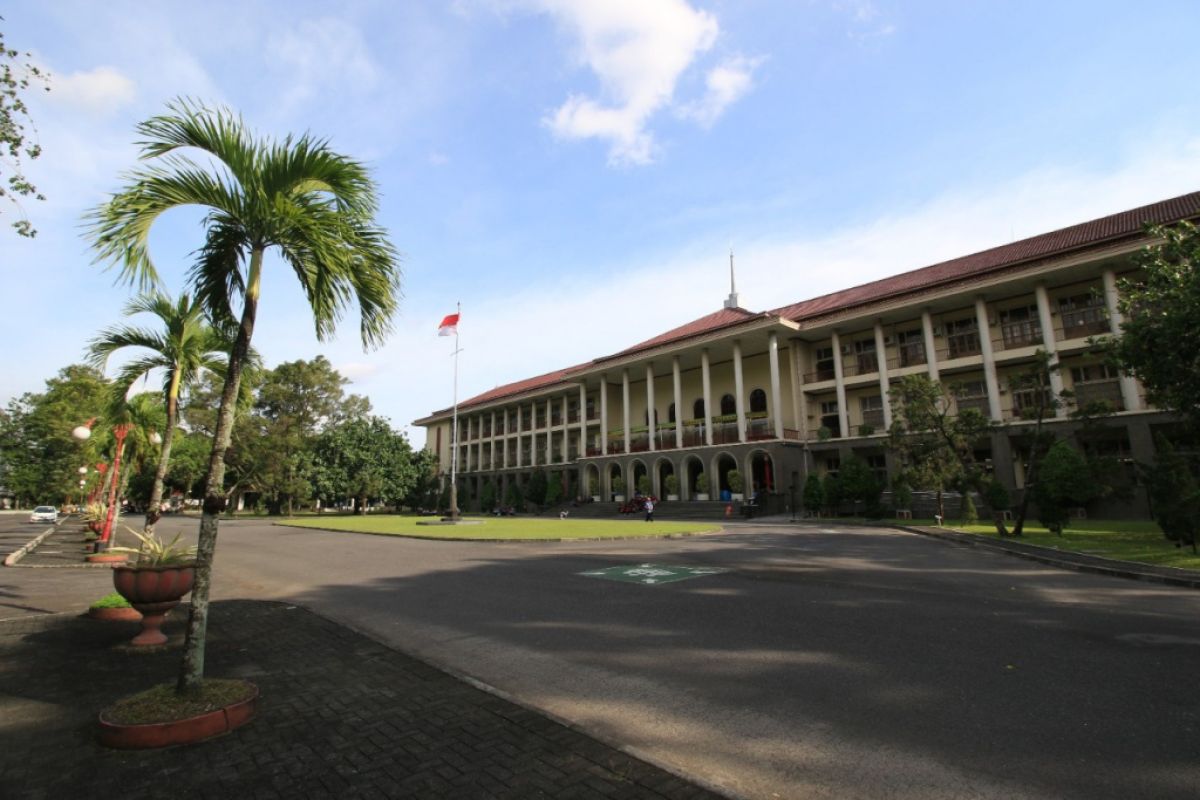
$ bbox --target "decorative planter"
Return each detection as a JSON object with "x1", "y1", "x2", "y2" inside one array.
[
  {"x1": 667, "y1": 494, "x2": 679, "y2": 502},
  {"x1": 86, "y1": 553, "x2": 128, "y2": 565},
  {"x1": 613, "y1": 494, "x2": 625, "y2": 503},
  {"x1": 731, "y1": 493, "x2": 745, "y2": 502},
  {"x1": 696, "y1": 493, "x2": 710, "y2": 501},
  {"x1": 98, "y1": 682, "x2": 258, "y2": 749},
  {"x1": 88, "y1": 605, "x2": 142, "y2": 622},
  {"x1": 590, "y1": 495, "x2": 600, "y2": 503},
  {"x1": 112, "y1": 564, "x2": 196, "y2": 646}
]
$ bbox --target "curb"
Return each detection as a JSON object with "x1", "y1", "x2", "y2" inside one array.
[
  {"x1": 3, "y1": 521, "x2": 63, "y2": 567},
  {"x1": 897, "y1": 524, "x2": 1200, "y2": 590}
]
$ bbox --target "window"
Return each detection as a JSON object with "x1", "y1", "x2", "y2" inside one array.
[
  {"x1": 1000, "y1": 304, "x2": 1042, "y2": 348},
  {"x1": 720, "y1": 394, "x2": 736, "y2": 415},
  {"x1": 853, "y1": 339, "x2": 878, "y2": 374},
  {"x1": 668, "y1": 403, "x2": 676, "y2": 423},
  {"x1": 953, "y1": 380, "x2": 990, "y2": 415},
  {"x1": 945, "y1": 318, "x2": 981, "y2": 358},
  {"x1": 813, "y1": 346, "x2": 835, "y2": 381},
  {"x1": 860, "y1": 395, "x2": 885, "y2": 428},
  {"x1": 749, "y1": 389, "x2": 767, "y2": 414},
  {"x1": 1059, "y1": 292, "x2": 1109, "y2": 337},
  {"x1": 693, "y1": 398, "x2": 705, "y2": 419},
  {"x1": 1071, "y1": 363, "x2": 1119, "y2": 383},
  {"x1": 897, "y1": 329, "x2": 926, "y2": 367}
]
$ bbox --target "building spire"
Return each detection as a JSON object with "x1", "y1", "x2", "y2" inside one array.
[{"x1": 724, "y1": 247, "x2": 740, "y2": 309}]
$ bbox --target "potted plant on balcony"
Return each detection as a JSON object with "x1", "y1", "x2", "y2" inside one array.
[
  {"x1": 664, "y1": 474, "x2": 679, "y2": 502},
  {"x1": 728, "y1": 469, "x2": 745, "y2": 501},
  {"x1": 611, "y1": 476, "x2": 625, "y2": 503},
  {"x1": 110, "y1": 529, "x2": 197, "y2": 647},
  {"x1": 695, "y1": 472, "x2": 710, "y2": 501}
]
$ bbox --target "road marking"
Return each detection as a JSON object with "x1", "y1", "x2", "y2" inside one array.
[{"x1": 579, "y1": 563, "x2": 730, "y2": 585}]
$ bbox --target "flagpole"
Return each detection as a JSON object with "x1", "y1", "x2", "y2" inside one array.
[{"x1": 448, "y1": 301, "x2": 461, "y2": 521}]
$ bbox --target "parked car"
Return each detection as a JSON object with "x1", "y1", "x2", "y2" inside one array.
[{"x1": 29, "y1": 506, "x2": 58, "y2": 523}]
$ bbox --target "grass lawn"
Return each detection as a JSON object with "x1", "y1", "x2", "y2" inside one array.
[
  {"x1": 277, "y1": 515, "x2": 722, "y2": 540},
  {"x1": 899, "y1": 517, "x2": 1200, "y2": 571}
]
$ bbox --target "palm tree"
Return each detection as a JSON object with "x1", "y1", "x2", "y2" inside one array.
[
  {"x1": 88, "y1": 291, "x2": 234, "y2": 536},
  {"x1": 87, "y1": 99, "x2": 400, "y2": 694}
]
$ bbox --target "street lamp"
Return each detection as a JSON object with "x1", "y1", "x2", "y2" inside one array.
[{"x1": 73, "y1": 420, "x2": 134, "y2": 552}]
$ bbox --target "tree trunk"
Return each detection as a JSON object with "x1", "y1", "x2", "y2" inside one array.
[
  {"x1": 144, "y1": 376, "x2": 181, "y2": 536},
  {"x1": 177, "y1": 249, "x2": 262, "y2": 696}
]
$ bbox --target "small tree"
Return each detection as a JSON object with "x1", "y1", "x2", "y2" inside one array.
[
  {"x1": 727, "y1": 469, "x2": 744, "y2": 494},
  {"x1": 838, "y1": 455, "x2": 879, "y2": 516},
  {"x1": 803, "y1": 473, "x2": 824, "y2": 516},
  {"x1": 611, "y1": 475, "x2": 625, "y2": 498},
  {"x1": 695, "y1": 472, "x2": 709, "y2": 496},
  {"x1": 479, "y1": 479, "x2": 496, "y2": 513},
  {"x1": 587, "y1": 472, "x2": 598, "y2": 497},
  {"x1": 504, "y1": 481, "x2": 524, "y2": 513},
  {"x1": 526, "y1": 469, "x2": 548, "y2": 508},
  {"x1": 822, "y1": 472, "x2": 842, "y2": 515},
  {"x1": 636, "y1": 474, "x2": 651, "y2": 495},
  {"x1": 1034, "y1": 439, "x2": 1097, "y2": 536},
  {"x1": 1145, "y1": 435, "x2": 1200, "y2": 553},
  {"x1": 891, "y1": 476, "x2": 913, "y2": 514},
  {"x1": 545, "y1": 475, "x2": 563, "y2": 506},
  {"x1": 664, "y1": 473, "x2": 679, "y2": 496},
  {"x1": 984, "y1": 480, "x2": 1010, "y2": 529},
  {"x1": 960, "y1": 493, "x2": 978, "y2": 525}
]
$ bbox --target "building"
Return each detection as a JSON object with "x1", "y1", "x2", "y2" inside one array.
[{"x1": 414, "y1": 191, "x2": 1200, "y2": 516}]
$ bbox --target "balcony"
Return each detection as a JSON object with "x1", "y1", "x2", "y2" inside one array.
[
  {"x1": 805, "y1": 366, "x2": 836, "y2": 383},
  {"x1": 1001, "y1": 321, "x2": 1042, "y2": 350},
  {"x1": 940, "y1": 332, "x2": 981, "y2": 360},
  {"x1": 1061, "y1": 307, "x2": 1110, "y2": 339},
  {"x1": 1074, "y1": 379, "x2": 1124, "y2": 411},
  {"x1": 712, "y1": 421, "x2": 740, "y2": 445},
  {"x1": 585, "y1": 446, "x2": 602, "y2": 457},
  {"x1": 842, "y1": 353, "x2": 878, "y2": 377},
  {"x1": 568, "y1": 410, "x2": 580, "y2": 423},
  {"x1": 860, "y1": 409, "x2": 885, "y2": 429},
  {"x1": 747, "y1": 416, "x2": 774, "y2": 441},
  {"x1": 629, "y1": 433, "x2": 650, "y2": 453},
  {"x1": 890, "y1": 342, "x2": 927, "y2": 369},
  {"x1": 955, "y1": 396, "x2": 989, "y2": 416},
  {"x1": 551, "y1": 413, "x2": 562, "y2": 426},
  {"x1": 682, "y1": 423, "x2": 706, "y2": 448}
]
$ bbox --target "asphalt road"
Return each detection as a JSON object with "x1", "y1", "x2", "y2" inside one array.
[{"x1": 7, "y1": 516, "x2": 1200, "y2": 799}]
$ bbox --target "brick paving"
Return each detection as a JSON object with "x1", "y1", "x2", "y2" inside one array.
[{"x1": 0, "y1": 600, "x2": 725, "y2": 799}]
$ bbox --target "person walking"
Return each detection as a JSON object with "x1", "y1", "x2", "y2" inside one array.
[{"x1": 644, "y1": 497, "x2": 655, "y2": 522}]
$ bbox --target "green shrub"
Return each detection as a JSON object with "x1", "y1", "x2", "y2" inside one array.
[
  {"x1": 90, "y1": 592, "x2": 132, "y2": 610},
  {"x1": 637, "y1": 475, "x2": 651, "y2": 495},
  {"x1": 696, "y1": 473, "x2": 710, "y2": 494},
  {"x1": 803, "y1": 474, "x2": 824, "y2": 515},
  {"x1": 664, "y1": 474, "x2": 679, "y2": 495},
  {"x1": 727, "y1": 469, "x2": 744, "y2": 493}
]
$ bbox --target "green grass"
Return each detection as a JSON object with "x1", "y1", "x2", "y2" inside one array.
[
  {"x1": 277, "y1": 514, "x2": 721, "y2": 540},
  {"x1": 899, "y1": 517, "x2": 1200, "y2": 571}
]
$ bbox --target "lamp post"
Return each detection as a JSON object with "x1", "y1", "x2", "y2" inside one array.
[{"x1": 73, "y1": 420, "x2": 134, "y2": 552}]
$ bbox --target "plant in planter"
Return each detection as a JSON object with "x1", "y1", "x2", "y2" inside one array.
[
  {"x1": 611, "y1": 476, "x2": 625, "y2": 502},
  {"x1": 664, "y1": 474, "x2": 679, "y2": 501},
  {"x1": 111, "y1": 529, "x2": 197, "y2": 646},
  {"x1": 587, "y1": 474, "x2": 599, "y2": 502},
  {"x1": 695, "y1": 472, "x2": 710, "y2": 501},
  {"x1": 88, "y1": 591, "x2": 142, "y2": 622},
  {"x1": 727, "y1": 469, "x2": 745, "y2": 501},
  {"x1": 817, "y1": 426, "x2": 833, "y2": 441},
  {"x1": 636, "y1": 475, "x2": 651, "y2": 496}
]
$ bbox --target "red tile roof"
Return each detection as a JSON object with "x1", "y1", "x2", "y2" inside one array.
[
  {"x1": 423, "y1": 191, "x2": 1200, "y2": 420},
  {"x1": 771, "y1": 191, "x2": 1200, "y2": 323},
  {"x1": 603, "y1": 306, "x2": 765, "y2": 360}
]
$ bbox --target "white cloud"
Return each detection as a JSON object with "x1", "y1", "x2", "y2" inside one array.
[
  {"x1": 833, "y1": 0, "x2": 896, "y2": 40},
  {"x1": 266, "y1": 18, "x2": 379, "y2": 107},
  {"x1": 47, "y1": 66, "x2": 137, "y2": 115},
  {"x1": 676, "y1": 55, "x2": 762, "y2": 128},
  {"x1": 535, "y1": 0, "x2": 719, "y2": 164}
]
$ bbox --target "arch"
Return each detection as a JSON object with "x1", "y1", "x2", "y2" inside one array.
[
  {"x1": 629, "y1": 458, "x2": 649, "y2": 496},
  {"x1": 607, "y1": 462, "x2": 625, "y2": 499},
  {"x1": 668, "y1": 403, "x2": 676, "y2": 423},
  {"x1": 749, "y1": 388, "x2": 767, "y2": 414},
  {"x1": 682, "y1": 454, "x2": 706, "y2": 500},
  {"x1": 745, "y1": 449, "x2": 776, "y2": 496},
  {"x1": 693, "y1": 398, "x2": 705, "y2": 419},
  {"x1": 653, "y1": 456, "x2": 676, "y2": 498},
  {"x1": 583, "y1": 463, "x2": 601, "y2": 500},
  {"x1": 720, "y1": 394, "x2": 736, "y2": 415},
  {"x1": 713, "y1": 452, "x2": 738, "y2": 499}
]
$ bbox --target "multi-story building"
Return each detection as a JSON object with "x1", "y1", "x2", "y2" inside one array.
[{"x1": 414, "y1": 191, "x2": 1200, "y2": 516}]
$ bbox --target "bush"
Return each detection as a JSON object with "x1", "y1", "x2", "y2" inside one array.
[
  {"x1": 984, "y1": 480, "x2": 1010, "y2": 512},
  {"x1": 802, "y1": 473, "x2": 824, "y2": 515},
  {"x1": 961, "y1": 493, "x2": 978, "y2": 525},
  {"x1": 636, "y1": 475, "x2": 651, "y2": 495},
  {"x1": 1146, "y1": 434, "x2": 1200, "y2": 552},
  {"x1": 479, "y1": 480, "x2": 497, "y2": 512},
  {"x1": 525, "y1": 469, "x2": 548, "y2": 507},
  {"x1": 612, "y1": 476, "x2": 625, "y2": 496},
  {"x1": 727, "y1": 469, "x2": 744, "y2": 493},
  {"x1": 504, "y1": 481, "x2": 524, "y2": 513},
  {"x1": 664, "y1": 474, "x2": 679, "y2": 495},
  {"x1": 891, "y1": 478, "x2": 913, "y2": 512},
  {"x1": 545, "y1": 475, "x2": 563, "y2": 506},
  {"x1": 696, "y1": 473, "x2": 710, "y2": 494},
  {"x1": 823, "y1": 473, "x2": 842, "y2": 513},
  {"x1": 1035, "y1": 440, "x2": 1096, "y2": 535}
]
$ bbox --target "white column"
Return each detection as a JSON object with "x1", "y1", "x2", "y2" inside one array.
[
  {"x1": 1036, "y1": 283, "x2": 1067, "y2": 417},
  {"x1": 672, "y1": 356, "x2": 684, "y2": 449},
  {"x1": 1103, "y1": 269, "x2": 1142, "y2": 411},
  {"x1": 545, "y1": 398, "x2": 553, "y2": 464},
  {"x1": 600, "y1": 375, "x2": 609, "y2": 456},
  {"x1": 490, "y1": 411, "x2": 497, "y2": 470},
  {"x1": 578, "y1": 384, "x2": 587, "y2": 459},
  {"x1": 701, "y1": 349, "x2": 714, "y2": 446},
  {"x1": 622, "y1": 368, "x2": 631, "y2": 454},
  {"x1": 733, "y1": 340, "x2": 747, "y2": 443},
  {"x1": 831, "y1": 331, "x2": 850, "y2": 438},
  {"x1": 873, "y1": 322, "x2": 892, "y2": 431},
  {"x1": 790, "y1": 339, "x2": 808, "y2": 440},
  {"x1": 768, "y1": 332, "x2": 784, "y2": 439},
  {"x1": 974, "y1": 297, "x2": 1003, "y2": 421},
  {"x1": 503, "y1": 418, "x2": 510, "y2": 468},
  {"x1": 560, "y1": 395, "x2": 569, "y2": 462},
  {"x1": 515, "y1": 403, "x2": 523, "y2": 467},
  {"x1": 921, "y1": 309, "x2": 940, "y2": 381},
  {"x1": 645, "y1": 363, "x2": 657, "y2": 452}
]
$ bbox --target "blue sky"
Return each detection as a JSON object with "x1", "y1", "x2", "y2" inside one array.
[{"x1": 4, "y1": 0, "x2": 1200, "y2": 439}]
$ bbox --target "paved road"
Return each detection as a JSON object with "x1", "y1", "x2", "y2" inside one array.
[{"x1": 7, "y1": 516, "x2": 1200, "y2": 798}]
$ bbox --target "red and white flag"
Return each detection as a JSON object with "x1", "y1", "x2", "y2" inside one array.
[{"x1": 437, "y1": 312, "x2": 460, "y2": 337}]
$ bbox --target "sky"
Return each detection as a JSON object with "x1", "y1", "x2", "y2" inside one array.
[{"x1": 3, "y1": 0, "x2": 1200, "y2": 442}]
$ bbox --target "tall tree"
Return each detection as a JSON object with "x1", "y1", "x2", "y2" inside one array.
[
  {"x1": 312, "y1": 416, "x2": 423, "y2": 513},
  {"x1": 887, "y1": 374, "x2": 996, "y2": 529},
  {"x1": 88, "y1": 291, "x2": 235, "y2": 534},
  {"x1": 87, "y1": 99, "x2": 400, "y2": 695},
  {"x1": 1113, "y1": 221, "x2": 1200, "y2": 427},
  {"x1": 0, "y1": 18, "x2": 50, "y2": 237}
]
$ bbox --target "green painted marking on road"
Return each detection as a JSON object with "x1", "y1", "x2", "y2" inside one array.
[{"x1": 579, "y1": 563, "x2": 728, "y2": 585}]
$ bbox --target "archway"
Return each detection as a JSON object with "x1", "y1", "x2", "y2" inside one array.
[
  {"x1": 683, "y1": 454, "x2": 706, "y2": 500},
  {"x1": 747, "y1": 449, "x2": 776, "y2": 497},
  {"x1": 607, "y1": 462, "x2": 625, "y2": 500},
  {"x1": 713, "y1": 452, "x2": 738, "y2": 500},
  {"x1": 654, "y1": 457, "x2": 675, "y2": 499},
  {"x1": 630, "y1": 458, "x2": 649, "y2": 497},
  {"x1": 584, "y1": 464, "x2": 600, "y2": 500}
]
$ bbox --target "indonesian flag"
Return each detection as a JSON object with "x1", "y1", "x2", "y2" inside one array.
[{"x1": 437, "y1": 312, "x2": 460, "y2": 337}]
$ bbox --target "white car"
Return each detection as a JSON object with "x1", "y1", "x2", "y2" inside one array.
[{"x1": 29, "y1": 506, "x2": 58, "y2": 523}]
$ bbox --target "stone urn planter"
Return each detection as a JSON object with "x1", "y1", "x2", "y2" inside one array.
[{"x1": 112, "y1": 564, "x2": 196, "y2": 646}]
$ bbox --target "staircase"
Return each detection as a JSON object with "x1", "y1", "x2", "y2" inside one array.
[{"x1": 552, "y1": 500, "x2": 735, "y2": 521}]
